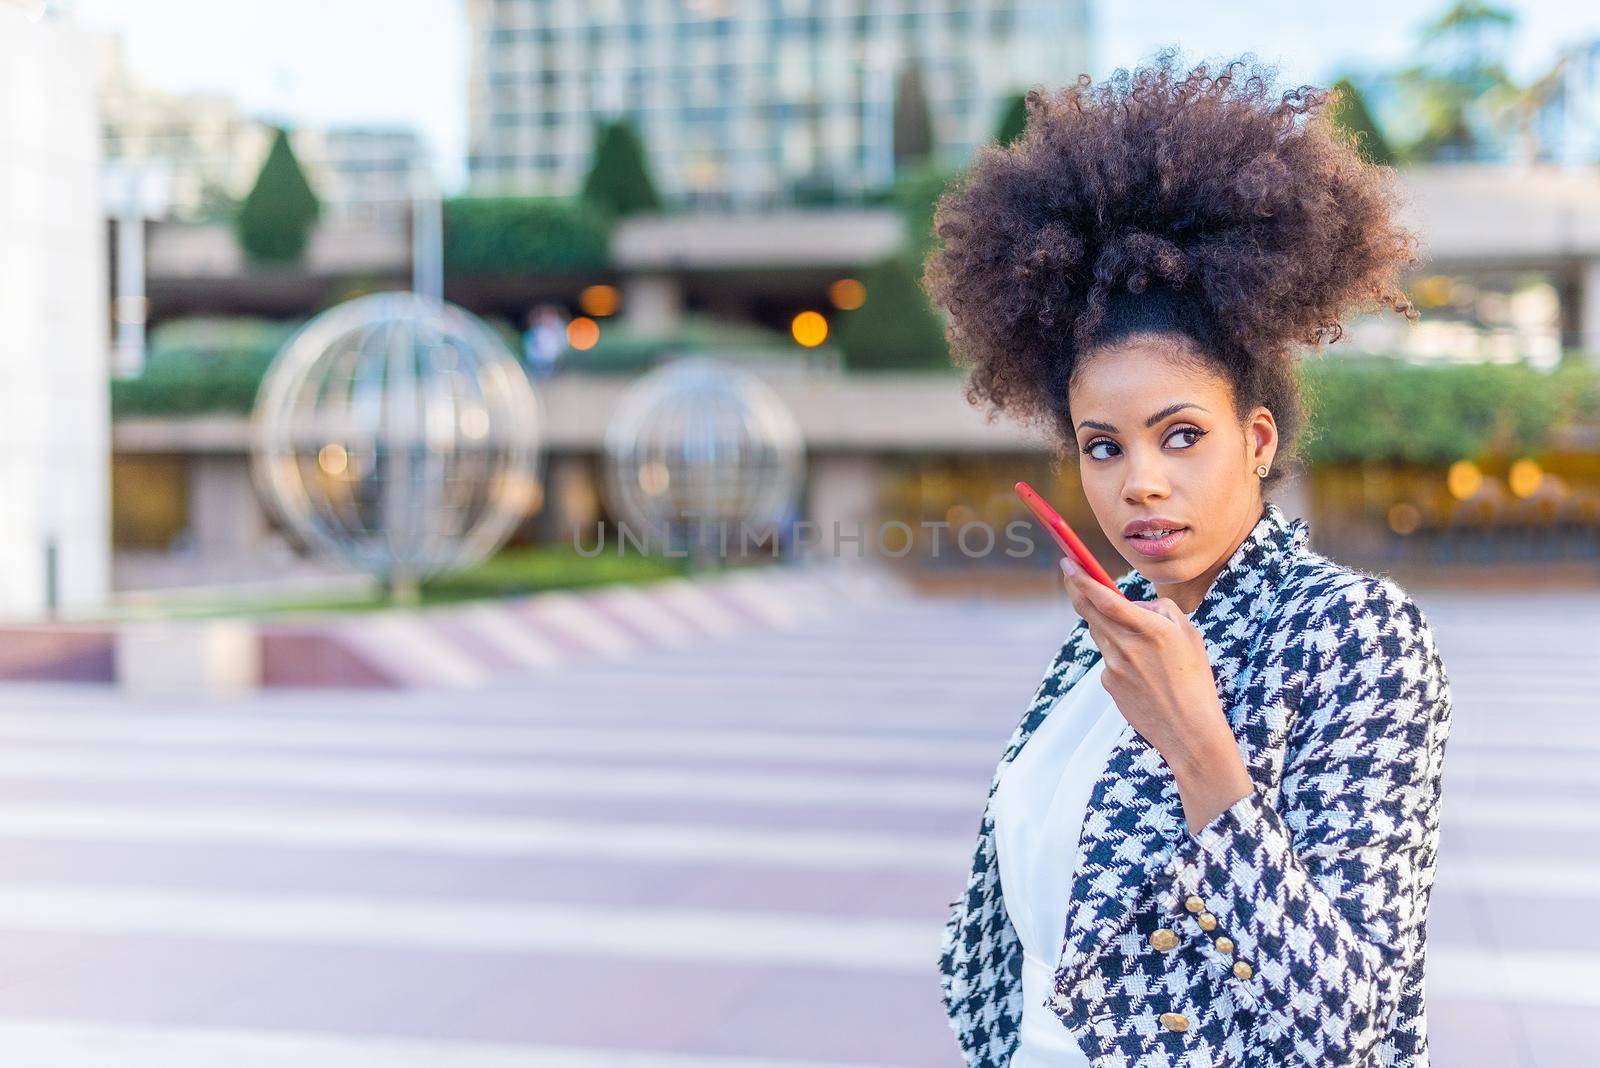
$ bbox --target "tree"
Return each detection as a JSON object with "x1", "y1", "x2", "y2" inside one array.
[
  {"x1": 893, "y1": 61, "x2": 936, "y2": 170},
  {"x1": 993, "y1": 92, "x2": 1029, "y2": 147},
  {"x1": 1330, "y1": 78, "x2": 1397, "y2": 165},
  {"x1": 1393, "y1": 1, "x2": 1518, "y2": 162},
  {"x1": 834, "y1": 252, "x2": 951, "y2": 371},
  {"x1": 890, "y1": 162, "x2": 964, "y2": 261},
  {"x1": 580, "y1": 117, "x2": 663, "y2": 217},
  {"x1": 235, "y1": 125, "x2": 320, "y2": 264},
  {"x1": 1420, "y1": 0, "x2": 1515, "y2": 78},
  {"x1": 1483, "y1": 55, "x2": 1568, "y2": 165}
]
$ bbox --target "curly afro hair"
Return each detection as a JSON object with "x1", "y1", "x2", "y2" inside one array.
[{"x1": 921, "y1": 51, "x2": 1420, "y2": 486}]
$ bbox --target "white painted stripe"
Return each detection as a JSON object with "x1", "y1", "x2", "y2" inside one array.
[
  {"x1": 0, "y1": 750, "x2": 977, "y2": 810},
  {"x1": 0, "y1": 802, "x2": 968, "y2": 870},
  {"x1": 0, "y1": 691, "x2": 1015, "y2": 733},
  {"x1": 0, "y1": 693, "x2": 1024, "y2": 735},
  {"x1": 1450, "y1": 724, "x2": 1600, "y2": 754},
  {"x1": 1445, "y1": 750, "x2": 1600, "y2": 788},
  {"x1": 1451, "y1": 691, "x2": 1600, "y2": 707},
  {"x1": 558, "y1": 663, "x2": 1036, "y2": 690},
  {"x1": 580, "y1": 660, "x2": 1036, "y2": 683},
  {"x1": 711, "y1": 574, "x2": 806, "y2": 627},
  {"x1": 651, "y1": 579, "x2": 747, "y2": 636},
  {"x1": 814, "y1": 567, "x2": 901, "y2": 606},
  {"x1": 0, "y1": 716, "x2": 985, "y2": 767},
  {"x1": 1, "y1": 881, "x2": 1584, "y2": 1011},
  {"x1": 0, "y1": 662, "x2": 1043, "y2": 707},
  {"x1": 3, "y1": 714, "x2": 1593, "y2": 798},
  {"x1": 587, "y1": 585, "x2": 697, "y2": 645},
  {"x1": 764, "y1": 573, "x2": 831, "y2": 617},
  {"x1": 27, "y1": 707, "x2": 1583, "y2": 787},
  {"x1": 0, "y1": 1020, "x2": 898, "y2": 1068},
  {"x1": 342, "y1": 615, "x2": 490, "y2": 688},
  {"x1": 1429, "y1": 945, "x2": 1600, "y2": 1008},
  {"x1": 525, "y1": 592, "x2": 638, "y2": 656},
  {"x1": 0, "y1": 882, "x2": 937, "y2": 970},
  {"x1": 454, "y1": 603, "x2": 565, "y2": 669},
  {"x1": 1437, "y1": 857, "x2": 1600, "y2": 900},
  {"x1": 1445, "y1": 797, "x2": 1600, "y2": 833}
]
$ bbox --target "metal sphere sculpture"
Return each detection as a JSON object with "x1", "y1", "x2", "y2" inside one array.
[
  {"x1": 601, "y1": 356, "x2": 805, "y2": 563},
  {"x1": 251, "y1": 292, "x2": 542, "y2": 597}
]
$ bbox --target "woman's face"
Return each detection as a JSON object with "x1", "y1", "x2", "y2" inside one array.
[{"x1": 1068, "y1": 335, "x2": 1278, "y2": 611}]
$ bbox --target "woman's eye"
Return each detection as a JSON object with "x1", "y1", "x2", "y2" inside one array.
[{"x1": 1083, "y1": 426, "x2": 1206, "y2": 461}]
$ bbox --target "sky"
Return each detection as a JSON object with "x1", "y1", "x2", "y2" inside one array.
[{"x1": 74, "y1": 0, "x2": 1600, "y2": 196}]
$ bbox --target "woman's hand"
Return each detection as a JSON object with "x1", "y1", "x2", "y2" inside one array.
[{"x1": 1057, "y1": 554, "x2": 1254, "y2": 833}]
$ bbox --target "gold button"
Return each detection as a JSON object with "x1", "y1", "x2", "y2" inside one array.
[
  {"x1": 1197, "y1": 911, "x2": 1217, "y2": 931},
  {"x1": 1159, "y1": 1011, "x2": 1189, "y2": 1033},
  {"x1": 1148, "y1": 928, "x2": 1179, "y2": 951},
  {"x1": 1184, "y1": 895, "x2": 1205, "y2": 914},
  {"x1": 1214, "y1": 936, "x2": 1234, "y2": 954},
  {"x1": 1233, "y1": 960, "x2": 1254, "y2": 980}
]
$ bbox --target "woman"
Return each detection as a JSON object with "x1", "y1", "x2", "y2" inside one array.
[{"x1": 924, "y1": 54, "x2": 1455, "y2": 1067}]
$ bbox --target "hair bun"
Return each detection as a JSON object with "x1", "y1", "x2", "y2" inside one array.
[{"x1": 922, "y1": 49, "x2": 1419, "y2": 448}]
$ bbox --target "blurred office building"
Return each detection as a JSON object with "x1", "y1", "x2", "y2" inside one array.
[
  {"x1": 465, "y1": 0, "x2": 1089, "y2": 207},
  {"x1": 93, "y1": 33, "x2": 431, "y2": 227},
  {"x1": 318, "y1": 125, "x2": 432, "y2": 227},
  {"x1": 1535, "y1": 39, "x2": 1600, "y2": 170},
  {"x1": 93, "y1": 32, "x2": 272, "y2": 222}
]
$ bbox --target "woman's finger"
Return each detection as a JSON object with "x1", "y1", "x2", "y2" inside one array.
[
  {"x1": 1144, "y1": 598, "x2": 1187, "y2": 626},
  {"x1": 1073, "y1": 571, "x2": 1152, "y2": 633},
  {"x1": 1058, "y1": 558, "x2": 1090, "y2": 619},
  {"x1": 1059, "y1": 561, "x2": 1107, "y2": 633}
]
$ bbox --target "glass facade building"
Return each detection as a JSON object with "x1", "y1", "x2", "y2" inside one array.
[{"x1": 465, "y1": 0, "x2": 1089, "y2": 209}]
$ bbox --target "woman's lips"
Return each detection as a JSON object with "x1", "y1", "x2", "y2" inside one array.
[{"x1": 1124, "y1": 526, "x2": 1189, "y2": 557}]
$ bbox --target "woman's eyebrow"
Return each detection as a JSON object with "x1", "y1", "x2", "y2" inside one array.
[{"x1": 1075, "y1": 402, "x2": 1209, "y2": 434}]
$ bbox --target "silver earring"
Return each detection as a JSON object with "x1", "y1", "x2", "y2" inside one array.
[{"x1": 1255, "y1": 464, "x2": 1269, "y2": 478}]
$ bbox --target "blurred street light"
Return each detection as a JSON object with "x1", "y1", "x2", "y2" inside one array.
[
  {"x1": 579, "y1": 284, "x2": 621, "y2": 317},
  {"x1": 567, "y1": 316, "x2": 601, "y2": 350},
  {"x1": 791, "y1": 310, "x2": 828, "y2": 347},
  {"x1": 829, "y1": 278, "x2": 866, "y2": 310}
]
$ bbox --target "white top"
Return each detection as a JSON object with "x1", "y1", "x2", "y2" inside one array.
[{"x1": 992, "y1": 655, "x2": 1131, "y2": 1068}]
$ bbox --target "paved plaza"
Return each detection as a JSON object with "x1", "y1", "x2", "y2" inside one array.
[{"x1": 0, "y1": 583, "x2": 1592, "y2": 1066}]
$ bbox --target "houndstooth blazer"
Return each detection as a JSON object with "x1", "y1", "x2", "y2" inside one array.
[{"x1": 938, "y1": 501, "x2": 1454, "y2": 1067}]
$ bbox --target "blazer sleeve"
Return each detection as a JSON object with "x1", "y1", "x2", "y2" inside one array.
[{"x1": 1153, "y1": 575, "x2": 1452, "y2": 1064}]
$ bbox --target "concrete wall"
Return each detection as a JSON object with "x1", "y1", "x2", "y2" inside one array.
[
  {"x1": 112, "y1": 372, "x2": 1050, "y2": 584},
  {"x1": 0, "y1": 8, "x2": 110, "y2": 615}
]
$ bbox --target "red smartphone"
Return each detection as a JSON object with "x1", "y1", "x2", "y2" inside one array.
[{"x1": 1014, "y1": 480, "x2": 1125, "y2": 597}]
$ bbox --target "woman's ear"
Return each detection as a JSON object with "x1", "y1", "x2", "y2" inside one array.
[{"x1": 1246, "y1": 405, "x2": 1278, "y2": 471}]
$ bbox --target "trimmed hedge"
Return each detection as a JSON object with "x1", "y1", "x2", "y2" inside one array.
[
  {"x1": 833, "y1": 252, "x2": 952, "y2": 372},
  {"x1": 891, "y1": 161, "x2": 966, "y2": 260},
  {"x1": 556, "y1": 314, "x2": 808, "y2": 374},
  {"x1": 110, "y1": 316, "x2": 1600, "y2": 469},
  {"x1": 109, "y1": 314, "x2": 808, "y2": 416},
  {"x1": 1299, "y1": 355, "x2": 1600, "y2": 464},
  {"x1": 442, "y1": 195, "x2": 612, "y2": 276},
  {"x1": 111, "y1": 318, "x2": 300, "y2": 418}
]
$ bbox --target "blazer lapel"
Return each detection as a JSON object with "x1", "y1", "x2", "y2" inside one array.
[{"x1": 1049, "y1": 502, "x2": 1310, "y2": 994}]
